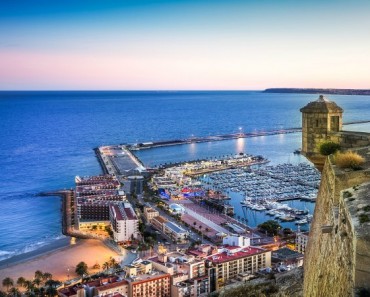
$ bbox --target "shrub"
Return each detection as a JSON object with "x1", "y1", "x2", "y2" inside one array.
[
  {"x1": 343, "y1": 191, "x2": 352, "y2": 198},
  {"x1": 319, "y1": 141, "x2": 341, "y2": 156},
  {"x1": 363, "y1": 205, "x2": 370, "y2": 212},
  {"x1": 334, "y1": 151, "x2": 365, "y2": 170},
  {"x1": 359, "y1": 214, "x2": 370, "y2": 224}
]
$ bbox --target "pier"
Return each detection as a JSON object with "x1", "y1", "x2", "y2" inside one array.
[
  {"x1": 127, "y1": 120, "x2": 370, "y2": 151},
  {"x1": 128, "y1": 128, "x2": 301, "y2": 150}
]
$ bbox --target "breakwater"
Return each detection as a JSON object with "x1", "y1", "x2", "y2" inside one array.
[{"x1": 127, "y1": 120, "x2": 370, "y2": 151}]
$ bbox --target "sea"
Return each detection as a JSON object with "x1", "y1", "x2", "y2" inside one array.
[{"x1": 1, "y1": 91, "x2": 370, "y2": 262}]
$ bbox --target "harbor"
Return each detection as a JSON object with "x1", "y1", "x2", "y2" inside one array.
[{"x1": 92, "y1": 132, "x2": 320, "y2": 235}]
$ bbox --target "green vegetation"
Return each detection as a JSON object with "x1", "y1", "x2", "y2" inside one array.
[
  {"x1": 105, "y1": 225, "x2": 113, "y2": 237},
  {"x1": 258, "y1": 220, "x2": 282, "y2": 236},
  {"x1": 319, "y1": 141, "x2": 341, "y2": 156},
  {"x1": 2, "y1": 277, "x2": 14, "y2": 292},
  {"x1": 359, "y1": 214, "x2": 370, "y2": 224},
  {"x1": 363, "y1": 205, "x2": 370, "y2": 212},
  {"x1": 334, "y1": 151, "x2": 365, "y2": 170},
  {"x1": 75, "y1": 261, "x2": 88, "y2": 277},
  {"x1": 343, "y1": 191, "x2": 353, "y2": 198},
  {"x1": 102, "y1": 257, "x2": 120, "y2": 271},
  {"x1": 1, "y1": 271, "x2": 58, "y2": 297}
]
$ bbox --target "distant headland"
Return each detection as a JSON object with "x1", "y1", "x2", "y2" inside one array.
[{"x1": 263, "y1": 88, "x2": 370, "y2": 95}]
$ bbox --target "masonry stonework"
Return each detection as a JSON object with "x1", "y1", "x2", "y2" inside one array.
[{"x1": 301, "y1": 96, "x2": 370, "y2": 296}]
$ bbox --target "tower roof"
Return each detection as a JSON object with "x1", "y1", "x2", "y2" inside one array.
[{"x1": 300, "y1": 95, "x2": 343, "y2": 113}]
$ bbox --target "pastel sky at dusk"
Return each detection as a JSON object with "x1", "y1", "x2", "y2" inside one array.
[{"x1": 1, "y1": 0, "x2": 370, "y2": 90}]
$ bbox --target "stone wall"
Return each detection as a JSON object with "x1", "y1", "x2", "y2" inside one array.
[
  {"x1": 304, "y1": 147, "x2": 370, "y2": 297},
  {"x1": 328, "y1": 131, "x2": 370, "y2": 150}
]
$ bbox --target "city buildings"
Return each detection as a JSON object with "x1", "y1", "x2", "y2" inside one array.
[
  {"x1": 143, "y1": 207, "x2": 159, "y2": 223},
  {"x1": 206, "y1": 245, "x2": 271, "y2": 290},
  {"x1": 296, "y1": 231, "x2": 309, "y2": 254},
  {"x1": 163, "y1": 221, "x2": 189, "y2": 243},
  {"x1": 110, "y1": 202, "x2": 139, "y2": 243}
]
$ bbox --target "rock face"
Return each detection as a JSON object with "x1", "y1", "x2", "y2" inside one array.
[{"x1": 301, "y1": 96, "x2": 370, "y2": 296}]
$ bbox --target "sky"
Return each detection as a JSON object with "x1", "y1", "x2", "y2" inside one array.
[{"x1": 1, "y1": 0, "x2": 370, "y2": 90}]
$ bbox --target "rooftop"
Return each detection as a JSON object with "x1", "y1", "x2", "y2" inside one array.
[
  {"x1": 272, "y1": 247, "x2": 303, "y2": 260},
  {"x1": 152, "y1": 216, "x2": 168, "y2": 224},
  {"x1": 110, "y1": 203, "x2": 137, "y2": 221},
  {"x1": 300, "y1": 95, "x2": 343, "y2": 113},
  {"x1": 128, "y1": 272, "x2": 170, "y2": 284},
  {"x1": 164, "y1": 221, "x2": 187, "y2": 233},
  {"x1": 207, "y1": 246, "x2": 267, "y2": 264}
]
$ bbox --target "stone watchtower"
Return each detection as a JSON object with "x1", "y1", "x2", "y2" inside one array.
[{"x1": 300, "y1": 95, "x2": 343, "y2": 156}]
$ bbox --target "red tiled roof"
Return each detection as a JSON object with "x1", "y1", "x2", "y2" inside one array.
[
  {"x1": 123, "y1": 207, "x2": 136, "y2": 220},
  {"x1": 111, "y1": 205, "x2": 124, "y2": 220},
  {"x1": 207, "y1": 247, "x2": 266, "y2": 264},
  {"x1": 96, "y1": 280, "x2": 129, "y2": 292}
]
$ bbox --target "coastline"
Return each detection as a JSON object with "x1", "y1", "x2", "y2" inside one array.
[
  {"x1": 0, "y1": 239, "x2": 120, "y2": 285},
  {"x1": 0, "y1": 237, "x2": 71, "y2": 270}
]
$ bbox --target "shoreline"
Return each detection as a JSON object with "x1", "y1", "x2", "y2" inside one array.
[
  {"x1": 0, "y1": 239, "x2": 120, "y2": 285},
  {"x1": 0, "y1": 237, "x2": 71, "y2": 270}
]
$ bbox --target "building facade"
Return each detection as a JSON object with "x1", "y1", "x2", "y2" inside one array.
[
  {"x1": 110, "y1": 202, "x2": 139, "y2": 242},
  {"x1": 206, "y1": 246, "x2": 271, "y2": 291},
  {"x1": 144, "y1": 207, "x2": 159, "y2": 223},
  {"x1": 296, "y1": 231, "x2": 309, "y2": 254}
]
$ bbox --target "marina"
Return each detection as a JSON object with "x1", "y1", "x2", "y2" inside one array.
[{"x1": 196, "y1": 162, "x2": 319, "y2": 229}]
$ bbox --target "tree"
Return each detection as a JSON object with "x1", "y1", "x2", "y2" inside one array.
[
  {"x1": 45, "y1": 279, "x2": 62, "y2": 297},
  {"x1": 8, "y1": 287, "x2": 21, "y2": 297},
  {"x1": 23, "y1": 280, "x2": 34, "y2": 294},
  {"x1": 75, "y1": 261, "x2": 88, "y2": 277},
  {"x1": 42, "y1": 272, "x2": 53, "y2": 281},
  {"x1": 32, "y1": 278, "x2": 42, "y2": 288},
  {"x1": 34, "y1": 270, "x2": 43, "y2": 281},
  {"x1": 2, "y1": 277, "x2": 14, "y2": 292},
  {"x1": 258, "y1": 220, "x2": 282, "y2": 236},
  {"x1": 108, "y1": 257, "x2": 118, "y2": 269},
  {"x1": 16, "y1": 277, "x2": 26, "y2": 288},
  {"x1": 102, "y1": 262, "x2": 110, "y2": 271}
]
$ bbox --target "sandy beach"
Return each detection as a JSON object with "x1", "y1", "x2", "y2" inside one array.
[{"x1": 0, "y1": 238, "x2": 121, "y2": 287}]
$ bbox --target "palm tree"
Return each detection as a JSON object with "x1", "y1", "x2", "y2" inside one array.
[
  {"x1": 2, "y1": 277, "x2": 14, "y2": 292},
  {"x1": 42, "y1": 272, "x2": 52, "y2": 282},
  {"x1": 16, "y1": 277, "x2": 26, "y2": 288},
  {"x1": 23, "y1": 280, "x2": 34, "y2": 296},
  {"x1": 32, "y1": 278, "x2": 42, "y2": 289},
  {"x1": 34, "y1": 270, "x2": 43, "y2": 281},
  {"x1": 8, "y1": 287, "x2": 21, "y2": 297},
  {"x1": 102, "y1": 262, "x2": 110, "y2": 271},
  {"x1": 45, "y1": 280, "x2": 61, "y2": 297},
  {"x1": 108, "y1": 257, "x2": 117, "y2": 268}
]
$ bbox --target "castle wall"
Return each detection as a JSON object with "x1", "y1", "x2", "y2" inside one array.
[
  {"x1": 327, "y1": 131, "x2": 370, "y2": 150},
  {"x1": 304, "y1": 152, "x2": 370, "y2": 297}
]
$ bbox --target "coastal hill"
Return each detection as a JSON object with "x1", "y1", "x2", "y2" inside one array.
[{"x1": 264, "y1": 88, "x2": 370, "y2": 95}]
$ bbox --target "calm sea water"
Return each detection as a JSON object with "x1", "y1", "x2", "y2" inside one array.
[{"x1": 1, "y1": 91, "x2": 370, "y2": 261}]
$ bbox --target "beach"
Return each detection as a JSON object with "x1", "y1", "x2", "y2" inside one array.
[{"x1": 0, "y1": 238, "x2": 121, "y2": 287}]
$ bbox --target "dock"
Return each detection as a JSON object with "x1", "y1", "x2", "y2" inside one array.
[
  {"x1": 128, "y1": 128, "x2": 301, "y2": 151},
  {"x1": 127, "y1": 119, "x2": 369, "y2": 151}
]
